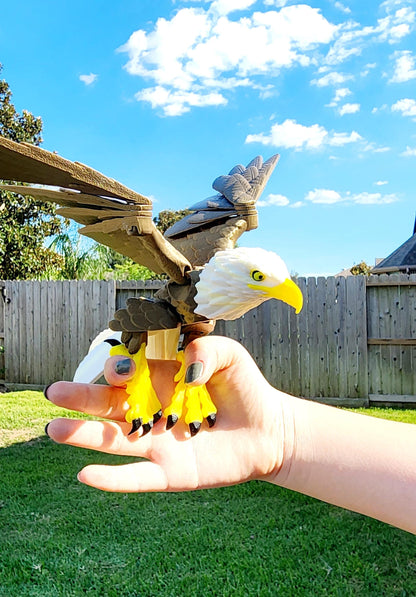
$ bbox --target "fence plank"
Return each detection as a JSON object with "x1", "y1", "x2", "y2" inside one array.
[
  {"x1": 4, "y1": 280, "x2": 116, "y2": 385},
  {"x1": 324, "y1": 276, "x2": 336, "y2": 397},
  {"x1": 367, "y1": 273, "x2": 416, "y2": 397},
  {"x1": 297, "y1": 277, "x2": 309, "y2": 398}
]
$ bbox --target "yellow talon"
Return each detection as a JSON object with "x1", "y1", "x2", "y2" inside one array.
[
  {"x1": 109, "y1": 345, "x2": 217, "y2": 436},
  {"x1": 110, "y1": 343, "x2": 162, "y2": 429},
  {"x1": 164, "y1": 352, "x2": 217, "y2": 434}
]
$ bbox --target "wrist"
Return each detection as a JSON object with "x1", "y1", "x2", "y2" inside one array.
[{"x1": 265, "y1": 391, "x2": 312, "y2": 488}]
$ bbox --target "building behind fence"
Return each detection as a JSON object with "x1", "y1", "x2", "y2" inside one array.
[{"x1": 1, "y1": 274, "x2": 415, "y2": 406}]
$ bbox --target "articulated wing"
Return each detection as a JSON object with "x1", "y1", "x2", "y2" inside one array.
[
  {"x1": 164, "y1": 154, "x2": 280, "y2": 266},
  {"x1": 0, "y1": 136, "x2": 190, "y2": 283}
]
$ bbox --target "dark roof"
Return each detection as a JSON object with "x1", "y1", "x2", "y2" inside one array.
[{"x1": 372, "y1": 215, "x2": 416, "y2": 274}]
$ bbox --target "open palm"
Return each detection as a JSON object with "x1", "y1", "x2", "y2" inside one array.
[{"x1": 46, "y1": 336, "x2": 283, "y2": 492}]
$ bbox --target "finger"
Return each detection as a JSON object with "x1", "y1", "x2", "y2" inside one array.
[
  {"x1": 104, "y1": 355, "x2": 179, "y2": 411},
  {"x1": 184, "y1": 336, "x2": 250, "y2": 386},
  {"x1": 104, "y1": 355, "x2": 136, "y2": 387},
  {"x1": 46, "y1": 381, "x2": 128, "y2": 421},
  {"x1": 78, "y1": 462, "x2": 169, "y2": 492},
  {"x1": 46, "y1": 418, "x2": 154, "y2": 457}
]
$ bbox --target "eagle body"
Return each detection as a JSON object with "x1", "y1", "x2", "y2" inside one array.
[{"x1": 0, "y1": 137, "x2": 303, "y2": 435}]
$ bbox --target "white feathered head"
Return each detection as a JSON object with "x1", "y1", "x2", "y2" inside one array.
[{"x1": 194, "y1": 247, "x2": 303, "y2": 321}]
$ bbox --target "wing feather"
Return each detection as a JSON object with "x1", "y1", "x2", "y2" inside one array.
[
  {"x1": 0, "y1": 137, "x2": 190, "y2": 283},
  {"x1": 165, "y1": 154, "x2": 280, "y2": 266}
]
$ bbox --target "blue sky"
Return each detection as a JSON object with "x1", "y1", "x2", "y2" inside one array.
[{"x1": 1, "y1": 0, "x2": 415, "y2": 276}]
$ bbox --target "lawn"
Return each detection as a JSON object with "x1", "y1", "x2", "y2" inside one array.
[{"x1": 1, "y1": 392, "x2": 416, "y2": 596}]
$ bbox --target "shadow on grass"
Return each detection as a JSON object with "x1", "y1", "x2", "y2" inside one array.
[{"x1": 1, "y1": 436, "x2": 416, "y2": 597}]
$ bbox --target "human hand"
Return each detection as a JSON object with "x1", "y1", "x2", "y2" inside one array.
[{"x1": 45, "y1": 336, "x2": 285, "y2": 493}]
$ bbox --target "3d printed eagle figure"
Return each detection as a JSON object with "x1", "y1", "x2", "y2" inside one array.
[{"x1": 0, "y1": 136, "x2": 303, "y2": 436}]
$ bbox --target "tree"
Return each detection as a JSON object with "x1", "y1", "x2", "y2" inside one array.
[
  {"x1": 350, "y1": 261, "x2": 372, "y2": 276},
  {"x1": 154, "y1": 209, "x2": 191, "y2": 234},
  {"x1": 92, "y1": 208, "x2": 192, "y2": 280},
  {"x1": 45, "y1": 232, "x2": 99, "y2": 280},
  {"x1": 0, "y1": 64, "x2": 66, "y2": 279}
]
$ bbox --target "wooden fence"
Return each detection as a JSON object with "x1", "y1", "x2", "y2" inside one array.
[
  {"x1": 1, "y1": 275, "x2": 415, "y2": 406},
  {"x1": 0, "y1": 282, "x2": 4, "y2": 383},
  {"x1": 1, "y1": 281, "x2": 115, "y2": 386}
]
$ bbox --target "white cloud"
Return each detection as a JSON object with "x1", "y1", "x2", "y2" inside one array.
[
  {"x1": 257, "y1": 185, "x2": 399, "y2": 208},
  {"x1": 362, "y1": 142, "x2": 391, "y2": 153},
  {"x1": 311, "y1": 71, "x2": 353, "y2": 87},
  {"x1": 374, "y1": 180, "x2": 388, "y2": 185},
  {"x1": 329, "y1": 130, "x2": 362, "y2": 145},
  {"x1": 306, "y1": 189, "x2": 342, "y2": 204},
  {"x1": 334, "y1": 2, "x2": 351, "y2": 14},
  {"x1": 371, "y1": 103, "x2": 388, "y2": 114},
  {"x1": 257, "y1": 195, "x2": 305, "y2": 209},
  {"x1": 371, "y1": 6, "x2": 414, "y2": 43},
  {"x1": 305, "y1": 188, "x2": 398, "y2": 205},
  {"x1": 210, "y1": 0, "x2": 257, "y2": 16},
  {"x1": 135, "y1": 86, "x2": 227, "y2": 116},
  {"x1": 338, "y1": 102, "x2": 360, "y2": 115},
  {"x1": 361, "y1": 62, "x2": 377, "y2": 77},
  {"x1": 245, "y1": 118, "x2": 362, "y2": 150},
  {"x1": 327, "y1": 87, "x2": 351, "y2": 107},
  {"x1": 392, "y1": 97, "x2": 416, "y2": 118},
  {"x1": 118, "y1": 4, "x2": 337, "y2": 115},
  {"x1": 324, "y1": 2, "x2": 415, "y2": 66},
  {"x1": 79, "y1": 73, "x2": 98, "y2": 86},
  {"x1": 401, "y1": 145, "x2": 416, "y2": 156},
  {"x1": 334, "y1": 87, "x2": 352, "y2": 101},
  {"x1": 263, "y1": 0, "x2": 288, "y2": 6},
  {"x1": 117, "y1": 0, "x2": 416, "y2": 117},
  {"x1": 246, "y1": 119, "x2": 327, "y2": 149},
  {"x1": 258, "y1": 193, "x2": 290, "y2": 207},
  {"x1": 390, "y1": 50, "x2": 416, "y2": 82},
  {"x1": 351, "y1": 192, "x2": 397, "y2": 204}
]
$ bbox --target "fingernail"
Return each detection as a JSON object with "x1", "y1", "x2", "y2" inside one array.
[
  {"x1": 115, "y1": 358, "x2": 131, "y2": 375},
  {"x1": 185, "y1": 362, "x2": 203, "y2": 384},
  {"x1": 43, "y1": 384, "x2": 52, "y2": 401}
]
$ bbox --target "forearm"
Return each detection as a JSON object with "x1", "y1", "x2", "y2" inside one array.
[{"x1": 272, "y1": 393, "x2": 416, "y2": 534}]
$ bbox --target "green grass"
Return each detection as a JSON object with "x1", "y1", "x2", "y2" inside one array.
[
  {"x1": 346, "y1": 406, "x2": 416, "y2": 425},
  {"x1": 1, "y1": 393, "x2": 416, "y2": 596}
]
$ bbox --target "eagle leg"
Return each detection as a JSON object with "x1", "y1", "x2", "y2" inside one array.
[
  {"x1": 164, "y1": 352, "x2": 217, "y2": 435},
  {"x1": 109, "y1": 342, "x2": 163, "y2": 435}
]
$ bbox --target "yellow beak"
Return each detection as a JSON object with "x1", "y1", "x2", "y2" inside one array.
[{"x1": 251, "y1": 277, "x2": 303, "y2": 314}]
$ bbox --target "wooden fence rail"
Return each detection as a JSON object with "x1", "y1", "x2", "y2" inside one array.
[{"x1": 1, "y1": 275, "x2": 415, "y2": 405}]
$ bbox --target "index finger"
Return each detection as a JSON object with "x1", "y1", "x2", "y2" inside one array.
[{"x1": 45, "y1": 381, "x2": 129, "y2": 421}]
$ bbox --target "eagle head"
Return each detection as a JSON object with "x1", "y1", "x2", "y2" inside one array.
[{"x1": 194, "y1": 247, "x2": 303, "y2": 321}]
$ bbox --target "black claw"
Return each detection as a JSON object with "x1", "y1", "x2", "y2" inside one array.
[
  {"x1": 104, "y1": 338, "x2": 122, "y2": 346},
  {"x1": 153, "y1": 410, "x2": 163, "y2": 425},
  {"x1": 189, "y1": 421, "x2": 201, "y2": 437},
  {"x1": 206, "y1": 413, "x2": 217, "y2": 428},
  {"x1": 166, "y1": 414, "x2": 179, "y2": 430},
  {"x1": 128, "y1": 418, "x2": 142, "y2": 435},
  {"x1": 141, "y1": 421, "x2": 153, "y2": 436}
]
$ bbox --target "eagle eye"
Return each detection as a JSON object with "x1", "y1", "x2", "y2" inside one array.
[{"x1": 251, "y1": 270, "x2": 266, "y2": 282}]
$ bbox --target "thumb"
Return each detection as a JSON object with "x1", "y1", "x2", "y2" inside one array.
[{"x1": 104, "y1": 355, "x2": 137, "y2": 387}]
